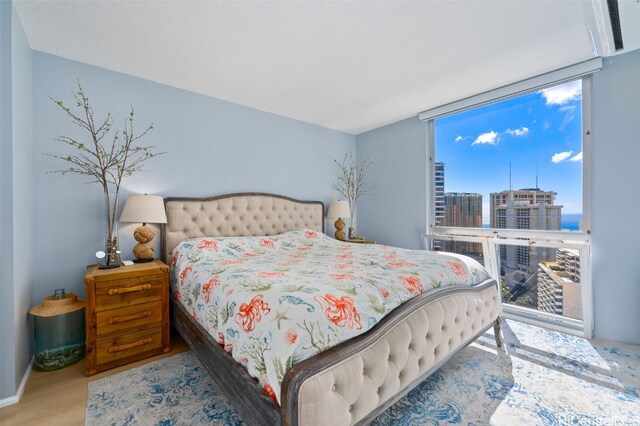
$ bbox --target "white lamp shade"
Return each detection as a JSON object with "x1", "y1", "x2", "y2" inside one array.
[
  {"x1": 120, "y1": 194, "x2": 167, "y2": 224},
  {"x1": 327, "y1": 200, "x2": 351, "y2": 218}
]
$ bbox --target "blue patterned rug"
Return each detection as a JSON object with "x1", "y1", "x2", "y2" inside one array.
[{"x1": 86, "y1": 320, "x2": 640, "y2": 425}]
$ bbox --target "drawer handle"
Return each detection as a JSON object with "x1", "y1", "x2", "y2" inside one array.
[
  {"x1": 108, "y1": 337, "x2": 153, "y2": 353},
  {"x1": 107, "y1": 283, "x2": 152, "y2": 295},
  {"x1": 108, "y1": 310, "x2": 153, "y2": 325}
]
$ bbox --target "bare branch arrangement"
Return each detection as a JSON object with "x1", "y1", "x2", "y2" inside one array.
[
  {"x1": 331, "y1": 151, "x2": 375, "y2": 222},
  {"x1": 48, "y1": 80, "x2": 164, "y2": 266}
]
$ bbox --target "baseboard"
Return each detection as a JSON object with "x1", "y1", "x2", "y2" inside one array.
[{"x1": 0, "y1": 356, "x2": 34, "y2": 408}]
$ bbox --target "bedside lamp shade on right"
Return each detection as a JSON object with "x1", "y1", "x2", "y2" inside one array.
[{"x1": 327, "y1": 200, "x2": 351, "y2": 241}]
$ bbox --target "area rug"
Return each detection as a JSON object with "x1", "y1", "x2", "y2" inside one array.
[{"x1": 86, "y1": 319, "x2": 640, "y2": 425}]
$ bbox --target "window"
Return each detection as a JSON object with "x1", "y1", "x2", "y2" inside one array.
[
  {"x1": 516, "y1": 210, "x2": 529, "y2": 230},
  {"x1": 421, "y1": 62, "x2": 597, "y2": 337},
  {"x1": 435, "y1": 79, "x2": 583, "y2": 234}
]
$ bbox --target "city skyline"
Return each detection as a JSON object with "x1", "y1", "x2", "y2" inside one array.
[{"x1": 435, "y1": 80, "x2": 583, "y2": 222}]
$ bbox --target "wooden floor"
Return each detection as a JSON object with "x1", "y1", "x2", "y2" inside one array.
[{"x1": 0, "y1": 331, "x2": 188, "y2": 426}]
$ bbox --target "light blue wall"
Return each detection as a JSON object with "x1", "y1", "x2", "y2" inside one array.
[
  {"x1": 10, "y1": 0, "x2": 33, "y2": 394},
  {"x1": 0, "y1": 0, "x2": 15, "y2": 401},
  {"x1": 0, "y1": 2, "x2": 33, "y2": 400},
  {"x1": 590, "y1": 50, "x2": 640, "y2": 344},
  {"x1": 355, "y1": 117, "x2": 426, "y2": 249},
  {"x1": 356, "y1": 50, "x2": 640, "y2": 345},
  {"x1": 32, "y1": 52, "x2": 355, "y2": 303}
]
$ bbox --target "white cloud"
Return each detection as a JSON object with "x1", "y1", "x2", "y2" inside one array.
[
  {"x1": 505, "y1": 127, "x2": 529, "y2": 137},
  {"x1": 551, "y1": 151, "x2": 573, "y2": 163},
  {"x1": 570, "y1": 152, "x2": 583, "y2": 162},
  {"x1": 539, "y1": 80, "x2": 582, "y2": 106},
  {"x1": 559, "y1": 104, "x2": 578, "y2": 131},
  {"x1": 454, "y1": 135, "x2": 467, "y2": 143},
  {"x1": 472, "y1": 131, "x2": 499, "y2": 146},
  {"x1": 543, "y1": 121, "x2": 551, "y2": 131},
  {"x1": 559, "y1": 105, "x2": 576, "y2": 113}
]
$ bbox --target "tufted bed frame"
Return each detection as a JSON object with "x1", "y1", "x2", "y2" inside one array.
[{"x1": 161, "y1": 192, "x2": 502, "y2": 426}]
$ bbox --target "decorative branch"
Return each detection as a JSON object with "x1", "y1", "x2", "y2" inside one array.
[
  {"x1": 47, "y1": 80, "x2": 164, "y2": 255},
  {"x1": 331, "y1": 151, "x2": 375, "y2": 219}
]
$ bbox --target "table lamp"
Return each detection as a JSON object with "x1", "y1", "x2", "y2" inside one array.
[
  {"x1": 119, "y1": 194, "x2": 167, "y2": 262},
  {"x1": 327, "y1": 200, "x2": 351, "y2": 241}
]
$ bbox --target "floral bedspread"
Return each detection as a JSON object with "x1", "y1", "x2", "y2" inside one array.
[{"x1": 170, "y1": 229, "x2": 490, "y2": 404}]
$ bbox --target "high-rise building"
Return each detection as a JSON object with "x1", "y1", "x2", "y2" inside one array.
[
  {"x1": 432, "y1": 162, "x2": 445, "y2": 250},
  {"x1": 537, "y1": 249, "x2": 581, "y2": 320},
  {"x1": 442, "y1": 192, "x2": 483, "y2": 257},
  {"x1": 556, "y1": 248, "x2": 581, "y2": 282},
  {"x1": 434, "y1": 162, "x2": 445, "y2": 226},
  {"x1": 490, "y1": 188, "x2": 562, "y2": 290}
]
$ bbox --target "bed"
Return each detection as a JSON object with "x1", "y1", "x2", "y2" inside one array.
[{"x1": 161, "y1": 192, "x2": 502, "y2": 426}]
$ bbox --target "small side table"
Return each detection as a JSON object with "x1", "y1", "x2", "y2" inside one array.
[
  {"x1": 84, "y1": 259, "x2": 170, "y2": 375},
  {"x1": 345, "y1": 239, "x2": 377, "y2": 244}
]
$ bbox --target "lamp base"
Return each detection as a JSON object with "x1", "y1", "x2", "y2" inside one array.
[
  {"x1": 132, "y1": 258, "x2": 154, "y2": 263},
  {"x1": 132, "y1": 226, "x2": 156, "y2": 261},
  {"x1": 334, "y1": 217, "x2": 347, "y2": 241}
]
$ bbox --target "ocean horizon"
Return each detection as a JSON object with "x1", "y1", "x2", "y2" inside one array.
[{"x1": 560, "y1": 213, "x2": 582, "y2": 231}]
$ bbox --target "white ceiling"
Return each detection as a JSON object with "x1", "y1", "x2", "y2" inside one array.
[{"x1": 13, "y1": 1, "x2": 631, "y2": 135}]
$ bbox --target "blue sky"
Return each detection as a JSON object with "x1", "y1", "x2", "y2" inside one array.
[{"x1": 435, "y1": 80, "x2": 583, "y2": 222}]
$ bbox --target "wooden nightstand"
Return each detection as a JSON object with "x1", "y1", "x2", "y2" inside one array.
[
  {"x1": 345, "y1": 239, "x2": 377, "y2": 244},
  {"x1": 84, "y1": 259, "x2": 170, "y2": 376}
]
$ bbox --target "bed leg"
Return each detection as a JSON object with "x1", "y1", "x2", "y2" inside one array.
[{"x1": 494, "y1": 317, "x2": 503, "y2": 348}]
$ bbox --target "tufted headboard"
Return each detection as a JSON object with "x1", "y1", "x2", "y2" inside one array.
[{"x1": 161, "y1": 192, "x2": 324, "y2": 263}]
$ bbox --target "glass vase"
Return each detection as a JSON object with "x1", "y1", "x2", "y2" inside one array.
[
  {"x1": 348, "y1": 209, "x2": 356, "y2": 239},
  {"x1": 100, "y1": 191, "x2": 122, "y2": 269},
  {"x1": 348, "y1": 227, "x2": 356, "y2": 239}
]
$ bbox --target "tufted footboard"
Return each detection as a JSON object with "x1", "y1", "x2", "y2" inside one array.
[
  {"x1": 281, "y1": 279, "x2": 501, "y2": 425},
  {"x1": 173, "y1": 276, "x2": 500, "y2": 426}
]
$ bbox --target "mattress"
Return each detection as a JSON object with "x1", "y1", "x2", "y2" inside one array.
[{"x1": 170, "y1": 229, "x2": 490, "y2": 404}]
